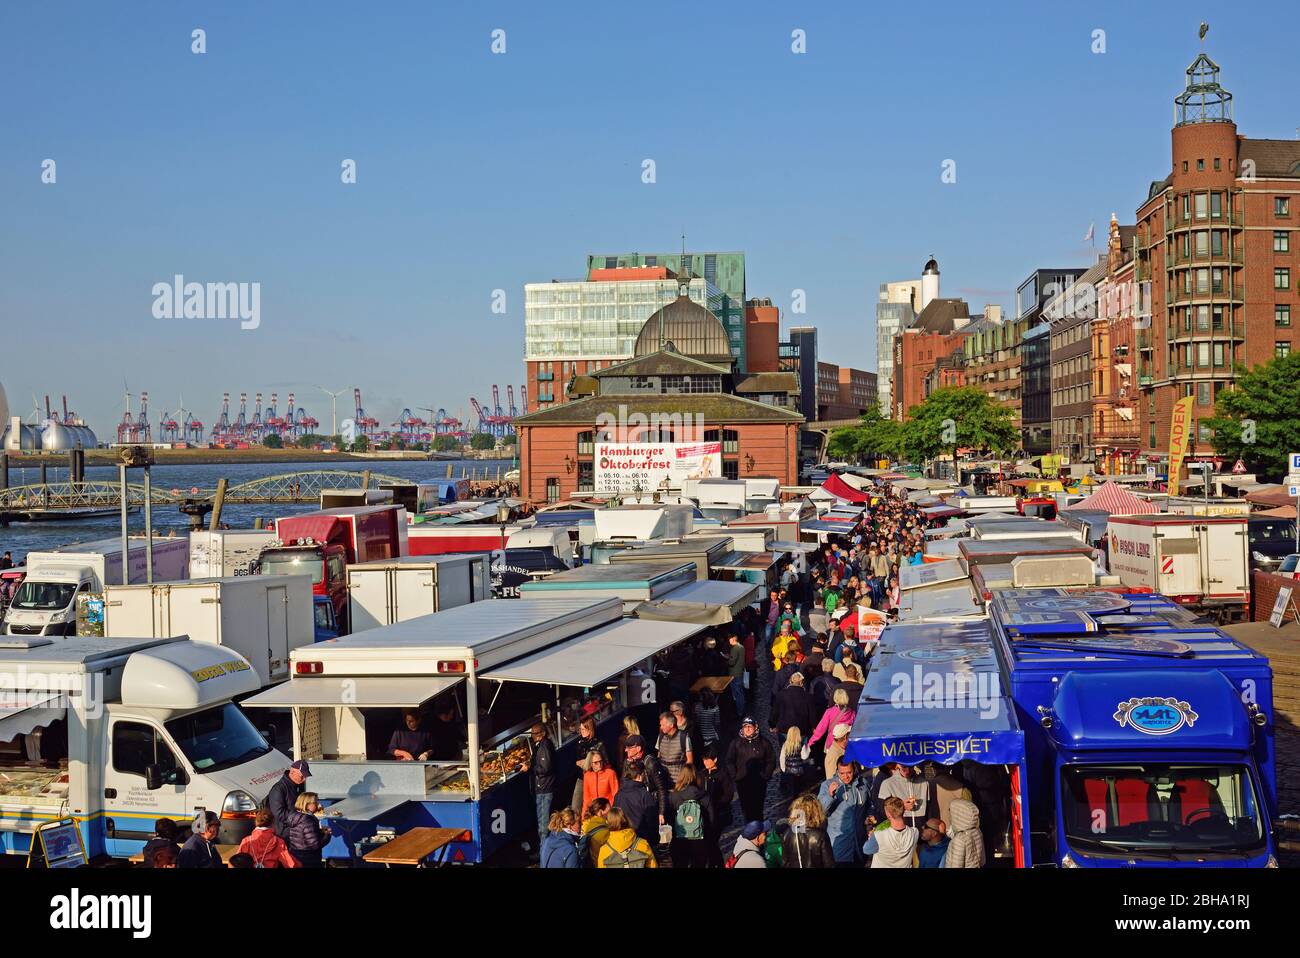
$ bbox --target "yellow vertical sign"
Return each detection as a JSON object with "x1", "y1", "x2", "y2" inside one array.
[{"x1": 1167, "y1": 395, "x2": 1194, "y2": 496}]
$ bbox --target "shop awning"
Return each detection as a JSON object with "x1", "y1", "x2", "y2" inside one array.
[
  {"x1": 243, "y1": 675, "x2": 465, "y2": 708},
  {"x1": 0, "y1": 691, "x2": 65, "y2": 743},
  {"x1": 845, "y1": 621, "x2": 1024, "y2": 767},
  {"x1": 482, "y1": 619, "x2": 704, "y2": 687},
  {"x1": 820, "y1": 474, "x2": 869, "y2": 503},
  {"x1": 635, "y1": 579, "x2": 760, "y2": 625}
]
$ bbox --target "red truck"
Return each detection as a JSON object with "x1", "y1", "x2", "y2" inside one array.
[{"x1": 260, "y1": 506, "x2": 406, "y2": 633}]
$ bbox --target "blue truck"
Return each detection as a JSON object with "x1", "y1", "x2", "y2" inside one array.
[{"x1": 846, "y1": 587, "x2": 1279, "y2": 867}]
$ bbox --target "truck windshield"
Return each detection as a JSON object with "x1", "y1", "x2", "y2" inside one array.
[
  {"x1": 260, "y1": 551, "x2": 324, "y2": 585},
  {"x1": 11, "y1": 581, "x2": 76, "y2": 611},
  {"x1": 165, "y1": 703, "x2": 272, "y2": 773},
  {"x1": 1060, "y1": 764, "x2": 1266, "y2": 859}
]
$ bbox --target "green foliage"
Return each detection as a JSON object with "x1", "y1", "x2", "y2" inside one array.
[
  {"x1": 1203, "y1": 353, "x2": 1300, "y2": 479},
  {"x1": 296, "y1": 433, "x2": 326, "y2": 449},
  {"x1": 826, "y1": 407, "x2": 902, "y2": 463},
  {"x1": 350, "y1": 435, "x2": 370, "y2": 453},
  {"x1": 501, "y1": 433, "x2": 518, "y2": 446},
  {"x1": 262, "y1": 433, "x2": 283, "y2": 449},
  {"x1": 432, "y1": 435, "x2": 460, "y2": 452},
  {"x1": 901, "y1": 386, "x2": 1018, "y2": 464},
  {"x1": 470, "y1": 433, "x2": 497, "y2": 451}
]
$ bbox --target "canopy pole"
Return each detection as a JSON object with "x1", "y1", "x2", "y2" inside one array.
[{"x1": 466, "y1": 666, "x2": 481, "y2": 802}]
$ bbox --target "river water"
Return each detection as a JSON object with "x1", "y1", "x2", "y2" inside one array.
[{"x1": 0, "y1": 458, "x2": 513, "y2": 561}]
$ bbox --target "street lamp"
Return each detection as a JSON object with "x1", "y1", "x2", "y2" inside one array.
[
  {"x1": 316, "y1": 385, "x2": 347, "y2": 439},
  {"x1": 496, "y1": 504, "x2": 511, "y2": 552}
]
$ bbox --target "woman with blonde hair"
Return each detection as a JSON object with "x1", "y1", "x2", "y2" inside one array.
[
  {"x1": 540, "y1": 807, "x2": 581, "y2": 868},
  {"x1": 285, "y1": 792, "x2": 330, "y2": 867},
  {"x1": 596, "y1": 806, "x2": 658, "y2": 868},
  {"x1": 781, "y1": 793, "x2": 835, "y2": 868},
  {"x1": 579, "y1": 798, "x2": 611, "y2": 866},
  {"x1": 777, "y1": 725, "x2": 813, "y2": 799},
  {"x1": 807, "y1": 688, "x2": 856, "y2": 752},
  {"x1": 615, "y1": 715, "x2": 640, "y2": 774}
]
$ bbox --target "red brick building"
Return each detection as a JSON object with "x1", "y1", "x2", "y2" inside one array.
[
  {"x1": 514, "y1": 295, "x2": 802, "y2": 504},
  {"x1": 1092, "y1": 215, "x2": 1143, "y2": 472},
  {"x1": 745, "y1": 298, "x2": 780, "y2": 373},
  {"x1": 891, "y1": 298, "x2": 971, "y2": 419},
  {"x1": 1134, "y1": 50, "x2": 1300, "y2": 468}
]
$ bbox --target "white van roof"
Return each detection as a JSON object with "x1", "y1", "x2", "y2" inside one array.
[
  {"x1": 0, "y1": 636, "x2": 174, "y2": 682},
  {"x1": 120, "y1": 640, "x2": 262, "y2": 709}
]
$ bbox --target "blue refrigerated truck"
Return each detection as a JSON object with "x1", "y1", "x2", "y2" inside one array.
[{"x1": 846, "y1": 588, "x2": 1279, "y2": 867}]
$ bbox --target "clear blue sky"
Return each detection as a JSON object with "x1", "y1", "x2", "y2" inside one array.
[{"x1": 2, "y1": 1, "x2": 1293, "y2": 436}]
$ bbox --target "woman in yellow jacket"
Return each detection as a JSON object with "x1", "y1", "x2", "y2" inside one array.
[
  {"x1": 579, "y1": 798, "x2": 612, "y2": 866},
  {"x1": 595, "y1": 807, "x2": 658, "y2": 868},
  {"x1": 771, "y1": 622, "x2": 801, "y2": 671}
]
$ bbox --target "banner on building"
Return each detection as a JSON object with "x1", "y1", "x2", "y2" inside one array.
[
  {"x1": 594, "y1": 441, "x2": 723, "y2": 494},
  {"x1": 1167, "y1": 395, "x2": 1194, "y2": 496}
]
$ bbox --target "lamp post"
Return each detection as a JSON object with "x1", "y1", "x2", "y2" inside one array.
[{"x1": 496, "y1": 504, "x2": 511, "y2": 552}]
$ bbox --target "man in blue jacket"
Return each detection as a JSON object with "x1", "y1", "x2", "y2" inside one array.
[{"x1": 818, "y1": 758, "x2": 873, "y2": 866}]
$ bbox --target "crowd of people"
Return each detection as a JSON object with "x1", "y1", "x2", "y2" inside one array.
[{"x1": 527, "y1": 484, "x2": 1010, "y2": 868}]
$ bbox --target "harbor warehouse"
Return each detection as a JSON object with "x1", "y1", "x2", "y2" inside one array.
[{"x1": 514, "y1": 291, "x2": 803, "y2": 504}]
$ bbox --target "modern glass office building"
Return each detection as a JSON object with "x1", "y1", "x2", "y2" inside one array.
[{"x1": 586, "y1": 252, "x2": 747, "y2": 369}]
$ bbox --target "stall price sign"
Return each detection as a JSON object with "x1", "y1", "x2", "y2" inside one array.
[
  {"x1": 1145, "y1": 466, "x2": 1157, "y2": 482},
  {"x1": 27, "y1": 818, "x2": 87, "y2": 869},
  {"x1": 1290, "y1": 453, "x2": 1300, "y2": 473},
  {"x1": 1269, "y1": 587, "x2": 1296, "y2": 629}
]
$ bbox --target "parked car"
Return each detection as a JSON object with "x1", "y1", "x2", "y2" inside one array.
[{"x1": 1277, "y1": 554, "x2": 1300, "y2": 579}]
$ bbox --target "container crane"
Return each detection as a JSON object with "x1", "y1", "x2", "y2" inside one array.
[
  {"x1": 134, "y1": 392, "x2": 152, "y2": 444},
  {"x1": 210, "y1": 393, "x2": 232, "y2": 444},
  {"x1": 116, "y1": 388, "x2": 136, "y2": 445},
  {"x1": 353, "y1": 387, "x2": 381, "y2": 441}
]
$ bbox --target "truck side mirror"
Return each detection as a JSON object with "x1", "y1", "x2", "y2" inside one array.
[{"x1": 144, "y1": 764, "x2": 163, "y2": 791}]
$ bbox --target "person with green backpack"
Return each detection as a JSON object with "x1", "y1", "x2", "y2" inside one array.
[
  {"x1": 666, "y1": 765, "x2": 711, "y2": 868},
  {"x1": 596, "y1": 806, "x2": 658, "y2": 868}
]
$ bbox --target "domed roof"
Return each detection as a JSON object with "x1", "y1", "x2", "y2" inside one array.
[
  {"x1": 634, "y1": 293, "x2": 733, "y2": 363},
  {"x1": 923, "y1": 257, "x2": 939, "y2": 275}
]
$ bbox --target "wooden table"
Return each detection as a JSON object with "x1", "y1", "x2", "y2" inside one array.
[
  {"x1": 690, "y1": 676, "x2": 733, "y2": 693},
  {"x1": 361, "y1": 827, "x2": 464, "y2": 867}
]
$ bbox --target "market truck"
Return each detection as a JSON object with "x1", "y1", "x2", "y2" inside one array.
[
  {"x1": 188, "y1": 529, "x2": 276, "y2": 578},
  {"x1": 101, "y1": 575, "x2": 317, "y2": 686},
  {"x1": 847, "y1": 587, "x2": 1279, "y2": 868},
  {"x1": 243, "y1": 598, "x2": 702, "y2": 864},
  {"x1": 1107, "y1": 514, "x2": 1249, "y2": 622},
  {"x1": 346, "y1": 554, "x2": 490, "y2": 633},
  {"x1": 4, "y1": 537, "x2": 189, "y2": 638},
  {"x1": 0, "y1": 636, "x2": 288, "y2": 859},
  {"x1": 261, "y1": 505, "x2": 406, "y2": 634}
]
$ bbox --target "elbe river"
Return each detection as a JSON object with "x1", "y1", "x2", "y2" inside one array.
[{"x1": 0, "y1": 459, "x2": 513, "y2": 561}]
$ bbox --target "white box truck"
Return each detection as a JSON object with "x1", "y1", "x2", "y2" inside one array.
[
  {"x1": 1107, "y1": 514, "x2": 1250, "y2": 621},
  {"x1": 0, "y1": 635, "x2": 289, "y2": 860},
  {"x1": 346, "y1": 554, "x2": 490, "y2": 632},
  {"x1": 101, "y1": 575, "x2": 316, "y2": 686},
  {"x1": 4, "y1": 537, "x2": 189, "y2": 638},
  {"x1": 188, "y1": 529, "x2": 276, "y2": 578}
]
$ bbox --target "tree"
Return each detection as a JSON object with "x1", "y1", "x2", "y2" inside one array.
[
  {"x1": 1203, "y1": 353, "x2": 1300, "y2": 479},
  {"x1": 501, "y1": 433, "x2": 517, "y2": 446},
  {"x1": 296, "y1": 433, "x2": 326, "y2": 449},
  {"x1": 826, "y1": 406, "x2": 903, "y2": 463},
  {"x1": 350, "y1": 435, "x2": 370, "y2": 453},
  {"x1": 470, "y1": 433, "x2": 497, "y2": 451},
  {"x1": 432, "y1": 435, "x2": 460, "y2": 452},
  {"x1": 900, "y1": 386, "x2": 1017, "y2": 475},
  {"x1": 262, "y1": 433, "x2": 283, "y2": 449}
]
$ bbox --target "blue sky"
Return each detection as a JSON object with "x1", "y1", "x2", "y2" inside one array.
[{"x1": 2, "y1": 1, "x2": 1294, "y2": 436}]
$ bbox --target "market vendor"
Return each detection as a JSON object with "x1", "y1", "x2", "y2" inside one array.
[
  {"x1": 427, "y1": 702, "x2": 465, "y2": 760},
  {"x1": 388, "y1": 710, "x2": 434, "y2": 761}
]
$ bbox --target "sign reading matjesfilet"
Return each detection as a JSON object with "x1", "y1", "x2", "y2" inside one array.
[{"x1": 594, "y1": 442, "x2": 721, "y2": 494}]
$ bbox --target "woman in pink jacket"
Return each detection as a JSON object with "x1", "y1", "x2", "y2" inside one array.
[{"x1": 807, "y1": 688, "x2": 856, "y2": 750}]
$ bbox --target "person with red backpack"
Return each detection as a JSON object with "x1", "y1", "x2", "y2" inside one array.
[
  {"x1": 728, "y1": 820, "x2": 769, "y2": 868},
  {"x1": 597, "y1": 807, "x2": 657, "y2": 868}
]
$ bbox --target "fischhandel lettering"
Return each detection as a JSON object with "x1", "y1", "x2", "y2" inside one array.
[{"x1": 190, "y1": 660, "x2": 252, "y2": 683}]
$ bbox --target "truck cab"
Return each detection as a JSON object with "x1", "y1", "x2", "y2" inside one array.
[
  {"x1": 3, "y1": 568, "x2": 90, "y2": 636},
  {"x1": 0, "y1": 637, "x2": 289, "y2": 859},
  {"x1": 260, "y1": 540, "x2": 348, "y2": 630},
  {"x1": 313, "y1": 595, "x2": 340, "y2": 641},
  {"x1": 1048, "y1": 669, "x2": 1272, "y2": 867}
]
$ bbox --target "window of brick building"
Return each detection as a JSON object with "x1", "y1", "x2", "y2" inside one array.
[
  {"x1": 1197, "y1": 382, "x2": 1211, "y2": 406},
  {"x1": 1276, "y1": 197, "x2": 1291, "y2": 217},
  {"x1": 1277, "y1": 305, "x2": 1292, "y2": 327},
  {"x1": 1196, "y1": 159, "x2": 1205, "y2": 171},
  {"x1": 1214, "y1": 158, "x2": 1221, "y2": 171},
  {"x1": 1275, "y1": 231, "x2": 1290, "y2": 253},
  {"x1": 1278, "y1": 341, "x2": 1293, "y2": 359},
  {"x1": 1211, "y1": 193, "x2": 1222, "y2": 219},
  {"x1": 1275, "y1": 268, "x2": 1290, "y2": 291}
]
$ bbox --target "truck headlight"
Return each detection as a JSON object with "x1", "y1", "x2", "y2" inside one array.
[
  {"x1": 1252, "y1": 551, "x2": 1273, "y2": 563},
  {"x1": 1060, "y1": 853, "x2": 1078, "y2": 868},
  {"x1": 221, "y1": 790, "x2": 258, "y2": 819}
]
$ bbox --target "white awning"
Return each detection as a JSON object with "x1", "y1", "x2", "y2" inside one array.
[
  {"x1": 1115, "y1": 407, "x2": 1134, "y2": 421},
  {"x1": 242, "y1": 675, "x2": 464, "y2": 708},
  {"x1": 482, "y1": 619, "x2": 704, "y2": 687},
  {"x1": 1114, "y1": 363, "x2": 1132, "y2": 378},
  {"x1": 636, "y1": 579, "x2": 760, "y2": 624},
  {"x1": 0, "y1": 691, "x2": 65, "y2": 742}
]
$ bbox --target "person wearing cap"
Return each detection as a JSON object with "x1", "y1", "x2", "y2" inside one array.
[
  {"x1": 178, "y1": 810, "x2": 224, "y2": 868},
  {"x1": 621, "y1": 735, "x2": 668, "y2": 828},
  {"x1": 917, "y1": 817, "x2": 950, "y2": 868},
  {"x1": 822, "y1": 722, "x2": 852, "y2": 781},
  {"x1": 268, "y1": 758, "x2": 310, "y2": 842},
  {"x1": 724, "y1": 717, "x2": 776, "y2": 824},
  {"x1": 731, "y1": 820, "x2": 768, "y2": 868}
]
